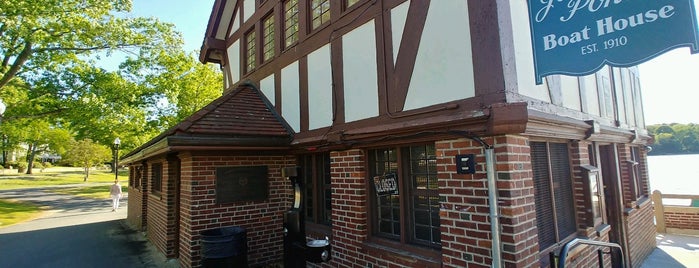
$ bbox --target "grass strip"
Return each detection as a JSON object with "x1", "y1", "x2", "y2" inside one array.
[
  {"x1": 0, "y1": 168, "x2": 127, "y2": 190},
  {"x1": 50, "y1": 185, "x2": 127, "y2": 199},
  {"x1": 0, "y1": 199, "x2": 43, "y2": 228}
]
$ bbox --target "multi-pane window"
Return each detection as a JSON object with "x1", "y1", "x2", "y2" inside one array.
[
  {"x1": 262, "y1": 14, "x2": 275, "y2": 62},
  {"x1": 283, "y1": 0, "x2": 299, "y2": 48},
  {"x1": 369, "y1": 144, "x2": 441, "y2": 248},
  {"x1": 531, "y1": 142, "x2": 576, "y2": 251},
  {"x1": 245, "y1": 29, "x2": 256, "y2": 73},
  {"x1": 300, "y1": 153, "x2": 332, "y2": 226},
  {"x1": 152, "y1": 163, "x2": 163, "y2": 194},
  {"x1": 310, "y1": 0, "x2": 330, "y2": 30}
]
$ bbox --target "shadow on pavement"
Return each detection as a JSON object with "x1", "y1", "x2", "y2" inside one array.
[{"x1": 0, "y1": 219, "x2": 164, "y2": 268}]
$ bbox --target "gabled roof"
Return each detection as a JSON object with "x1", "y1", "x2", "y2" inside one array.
[
  {"x1": 200, "y1": 0, "x2": 233, "y2": 63},
  {"x1": 121, "y1": 83, "x2": 293, "y2": 163}
]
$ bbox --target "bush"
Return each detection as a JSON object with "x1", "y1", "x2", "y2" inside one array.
[
  {"x1": 42, "y1": 162, "x2": 53, "y2": 169},
  {"x1": 17, "y1": 161, "x2": 28, "y2": 173}
]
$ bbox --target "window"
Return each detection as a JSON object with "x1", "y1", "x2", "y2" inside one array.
[
  {"x1": 345, "y1": 0, "x2": 360, "y2": 9},
  {"x1": 585, "y1": 144, "x2": 605, "y2": 226},
  {"x1": 262, "y1": 14, "x2": 275, "y2": 62},
  {"x1": 629, "y1": 146, "x2": 645, "y2": 199},
  {"x1": 531, "y1": 142, "x2": 576, "y2": 251},
  {"x1": 310, "y1": 0, "x2": 330, "y2": 30},
  {"x1": 245, "y1": 29, "x2": 256, "y2": 73},
  {"x1": 133, "y1": 166, "x2": 143, "y2": 189},
  {"x1": 369, "y1": 144, "x2": 440, "y2": 248},
  {"x1": 152, "y1": 163, "x2": 163, "y2": 194},
  {"x1": 300, "y1": 153, "x2": 332, "y2": 226},
  {"x1": 283, "y1": 0, "x2": 299, "y2": 48}
]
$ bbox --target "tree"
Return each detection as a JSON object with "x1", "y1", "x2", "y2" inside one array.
[
  {"x1": 63, "y1": 139, "x2": 111, "y2": 181},
  {"x1": 17, "y1": 120, "x2": 72, "y2": 174},
  {"x1": 120, "y1": 51, "x2": 223, "y2": 130},
  {"x1": 0, "y1": 1, "x2": 221, "y2": 158},
  {"x1": 0, "y1": 0, "x2": 182, "y2": 93},
  {"x1": 647, "y1": 123, "x2": 699, "y2": 155}
]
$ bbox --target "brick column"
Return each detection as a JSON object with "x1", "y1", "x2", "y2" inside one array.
[
  {"x1": 329, "y1": 149, "x2": 368, "y2": 267},
  {"x1": 437, "y1": 135, "x2": 538, "y2": 268}
]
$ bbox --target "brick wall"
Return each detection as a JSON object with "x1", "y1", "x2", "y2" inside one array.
[
  {"x1": 625, "y1": 200, "x2": 656, "y2": 268},
  {"x1": 127, "y1": 164, "x2": 146, "y2": 230},
  {"x1": 664, "y1": 207, "x2": 699, "y2": 230},
  {"x1": 176, "y1": 152, "x2": 294, "y2": 268},
  {"x1": 617, "y1": 144, "x2": 655, "y2": 268},
  {"x1": 437, "y1": 135, "x2": 540, "y2": 267},
  {"x1": 314, "y1": 149, "x2": 368, "y2": 267},
  {"x1": 146, "y1": 156, "x2": 180, "y2": 258}
]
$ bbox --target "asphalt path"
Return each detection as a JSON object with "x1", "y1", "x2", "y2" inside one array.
[{"x1": 0, "y1": 186, "x2": 177, "y2": 268}]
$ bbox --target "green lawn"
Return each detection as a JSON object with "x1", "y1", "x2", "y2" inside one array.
[
  {"x1": 0, "y1": 167, "x2": 127, "y2": 190},
  {"x1": 0, "y1": 199, "x2": 43, "y2": 228},
  {"x1": 0, "y1": 166, "x2": 128, "y2": 228}
]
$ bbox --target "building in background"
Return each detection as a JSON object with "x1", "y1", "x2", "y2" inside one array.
[{"x1": 122, "y1": 1, "x2": 656, "y2": 267}]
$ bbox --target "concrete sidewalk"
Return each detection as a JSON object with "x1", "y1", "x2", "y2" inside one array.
[
  {"x1": 0, "y1": 187, "x2": 177, "y2": 268},
  {"x1": 641, "y1": 233, "x2": 699, "y2": 268}
]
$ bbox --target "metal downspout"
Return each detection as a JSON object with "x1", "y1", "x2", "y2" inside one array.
[{"x1": 485, "y1": 147, "x2": 502, "y2": 268}]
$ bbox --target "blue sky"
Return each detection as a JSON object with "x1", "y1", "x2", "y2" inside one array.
[
  {"x1": 128, "y1": 0, "x2": 215, "y2": 53},
  {"x1": 131, "y1": 0, "x2": 699, "y2": 125}
]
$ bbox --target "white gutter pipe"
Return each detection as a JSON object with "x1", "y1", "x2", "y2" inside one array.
[{"x1": 485, "y1": 147, "x2": 502, "y2": 268}]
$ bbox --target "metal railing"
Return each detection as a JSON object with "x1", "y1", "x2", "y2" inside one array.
[{"x1": 553, "y1": 238, "x2": 625, "y2": 268}]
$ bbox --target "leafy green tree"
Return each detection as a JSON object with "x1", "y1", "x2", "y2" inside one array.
[
  {"x1": 0, "y1": 0, "x2": 182, "y2": 93},
  {"x1": 63, "y1": 139, "x2": 112, "y2": 181},
  {"x1": 120, "y1": 51, "x2": 223, "y2": 130},
  {"x1": 647, "y1": 123, "x2": 699, "y2": 155},
  {"x1": 18, "y1": 120, "x2": 72, "y2": 174},
  {"x1": 0, "y1": 0, "x2": 221, "y2": 159}
]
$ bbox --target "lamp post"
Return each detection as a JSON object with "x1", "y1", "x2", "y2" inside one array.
[
  {"x1": 113, "y1": 137, "x2": 121, "y2": 181},
  {"x1": 0, "y1": 99, "x2": 6, "y2": 169}
]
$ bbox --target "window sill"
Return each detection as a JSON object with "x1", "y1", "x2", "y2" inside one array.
[
  {"x1": 596, "y1": 224, "x2": 611, "y2": 237},
  {"x1": 149, "y1": 192, "x2": 162, "y2": 201},
  {"x1": 362, "y1": 239, "x2": 440, "y2": 268},
  {"x1": 624, "y1": 196, "x2": 650, "y2": 215}
]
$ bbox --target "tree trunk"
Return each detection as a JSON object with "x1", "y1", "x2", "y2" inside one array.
[
  {"x1": 83, "y1": 166, "x2": 90, "y2": 182},
  {"x1": 26, "y1": 142, "x2": 37, "y2": 175}
]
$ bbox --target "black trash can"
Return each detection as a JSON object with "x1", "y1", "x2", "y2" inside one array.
[{"x1": 201, "y1": 226, "x2": 248, "y2": 268}]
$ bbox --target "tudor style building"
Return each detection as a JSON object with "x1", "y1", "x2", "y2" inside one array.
[{"x1": 122, "y1": 0, "x2": 656, "y2": 267}]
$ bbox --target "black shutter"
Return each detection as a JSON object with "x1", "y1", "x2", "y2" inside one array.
[
  {"x1": 550, "y1": 143, "x2": 577, "y2": 240},
  {"x1": 531, "y1": 142, "x2": 556, "y2": 250}
]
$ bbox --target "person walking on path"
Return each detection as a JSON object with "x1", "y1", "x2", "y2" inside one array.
[{"x1": 110, "y1": 180, "x2": 122, "y2": 211}]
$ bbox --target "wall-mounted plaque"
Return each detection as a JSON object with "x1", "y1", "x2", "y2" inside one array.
[
  {"x1": 216, "y1": 166, "x2": 269, "y2": 204},
  {"x1": 373, "y1": 173, "x2": 398, "y2": 196}
]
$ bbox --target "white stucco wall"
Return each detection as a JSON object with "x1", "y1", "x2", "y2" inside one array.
[
  {"x1": 404, "y1": 0, "x2": 475, "y2": 110},
  {"x1": 261, "y1": 74, "x2": 275, "y2": 106},
  {"x1": 343, "y1": 20, "x2": 379, "y2": 123},
  {"x1": 282, "y1": 61, "x2": 300, "y2": 132},
  {"x1": 308, "y1": 44, "x2": 333, "y2": 130}
]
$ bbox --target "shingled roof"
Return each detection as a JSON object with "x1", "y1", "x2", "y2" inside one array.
[{"x1": 121, "y1": 83, "x2": 293, "y2": 163}]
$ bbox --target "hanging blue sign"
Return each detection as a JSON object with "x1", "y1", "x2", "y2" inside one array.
[{"x1": 528, "y1": 0, "x2": 699, "y2": 84}]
